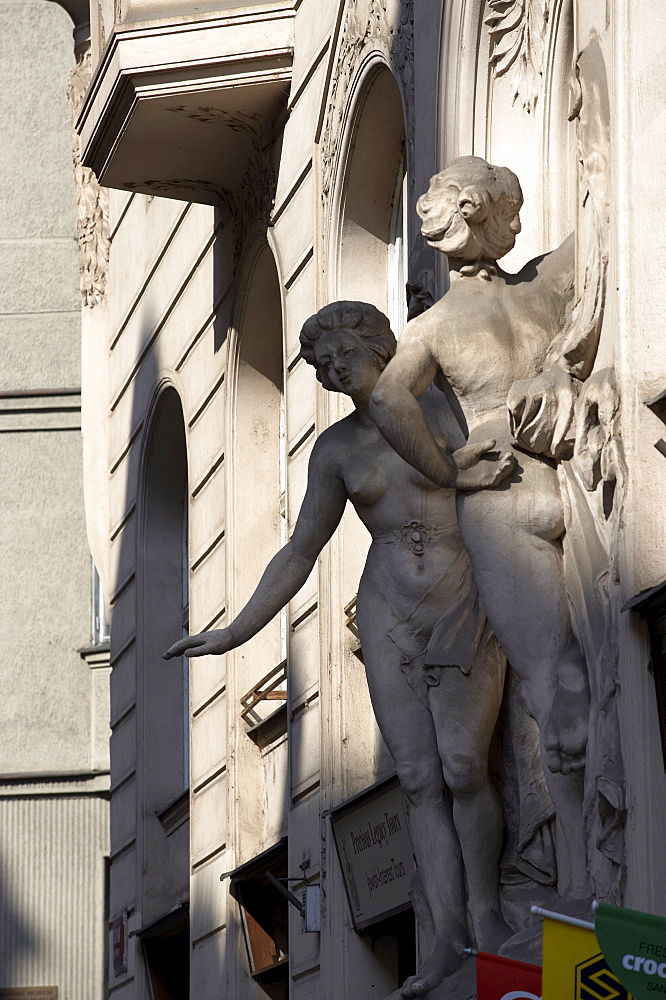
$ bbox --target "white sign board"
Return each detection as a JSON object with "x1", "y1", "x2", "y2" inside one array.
[{"x1": 332, "y1": 781, "x2": 414, "y2": 929}]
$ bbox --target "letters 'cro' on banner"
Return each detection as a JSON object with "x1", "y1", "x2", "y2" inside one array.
[
  {"x1": 542, "y1": 913, "x2": 633, "y2": 1000},
  {"x1": 595, "y1": 902, "x2": 666, "y2": 1000},
  {"x1": 476, "y1": 950, "x2": 542, "y2": 1000}
]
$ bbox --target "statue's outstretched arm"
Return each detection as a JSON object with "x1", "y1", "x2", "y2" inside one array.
[
  {"x1": 371, "y1": 328, "x2": 514, "y2": 491},
  {"x1": 163, "y1": 434, "x2": 347, "y2": 660}
]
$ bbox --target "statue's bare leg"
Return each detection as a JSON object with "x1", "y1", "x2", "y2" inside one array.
[
  {"x1": 357, "y1": 597, "x2": 466, "y2": 997},
  {"x1": 457, "y1": 454, "x2": 590, "y2": 897},
  {"x1": 456, "y1": 445, "x2": 590, "y2": 774},
  {"x1": 430, "y1": 641, "x2": 513, "y2": 953}
]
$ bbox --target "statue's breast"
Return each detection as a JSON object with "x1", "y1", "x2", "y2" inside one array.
[{"x1": 344, "y1": 456, "x2": 388, "y2": 507}]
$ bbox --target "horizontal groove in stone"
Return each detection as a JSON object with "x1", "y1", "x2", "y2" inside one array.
[
  {"x1": 288, "y1": 422, "x2": 315, "y2": 457},
  {"x1": 111, "y1": 224, "x2": 222, "y2": 411},
  {"x1": 192, "y1": 447, "x2": 225, "y2": 497},
  {"x1": 192, "y1": 682, "x2": 226, "y2": 719}
]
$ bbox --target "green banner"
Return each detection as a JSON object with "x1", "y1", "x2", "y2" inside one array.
[{"x1": 596, "y1": 902, "x2": 666, "y2": 1000}]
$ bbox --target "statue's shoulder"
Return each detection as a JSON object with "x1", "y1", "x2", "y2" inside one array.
[
  {"x1": 399, "y1": 300, "x2": 445, "y2": 348},
  {"x1": 310, "y1": 417, "x2": 356, "y2": 468},
  {"x1": 515, "y1": 231, "x2": 575, "y2": 298}
]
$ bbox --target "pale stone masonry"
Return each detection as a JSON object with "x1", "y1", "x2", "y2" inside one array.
[
  {"x1": 59, "y1": 0, "x2": 666, "y2": 997},
  {"x1": 0, "y1": 1, "x2": 109, "y2": 996}
]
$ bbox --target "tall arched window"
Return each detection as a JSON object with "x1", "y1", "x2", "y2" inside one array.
[
  {"x1": 334, "y1": 63, "x2": 410, "y2": 638},
  {"x1": 138, "y1": 387, "x2": 190, "y2": 999},
  {"x1": 337, "y1": 64, "x2": 407, "y2": 327},
  {"x1": 388, "y1": 166, "x2": 409, "y2": 336},
  {"x1": 228, "y1": 241, "x2": 287, "y2": 772}
]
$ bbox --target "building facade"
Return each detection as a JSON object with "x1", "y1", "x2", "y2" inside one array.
[
  {"x1": 66, "y1": 0, "x2": 666, "y2": 997},
  {"x1": 0, "y1": 2, "x2": 110, "y2": 996}
]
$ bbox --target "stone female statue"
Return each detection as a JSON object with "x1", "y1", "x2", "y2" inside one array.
[
  {"x1": 165, "y1": 301, "x2": 515, "y2": 997},
  {"x1": 369, "y1": 155, "x2": 592, "y2": 912}
]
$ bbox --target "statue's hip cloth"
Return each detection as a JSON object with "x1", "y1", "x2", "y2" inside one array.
[{"x1": 368, "y1": 519, "x2": 492, "y2": 705}]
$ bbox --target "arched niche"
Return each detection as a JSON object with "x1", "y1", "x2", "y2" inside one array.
[
  {"x1": 227, "y1": 242, "x2": 284, "y2": 728},
  {"x1": 138, "y1": 386, "x2": 190, "y2": 930},
  {"x1": 336, "y1": 63, "x2": 407, "y2": 317},
  {"x1": 328, "y1": 60, "x2": 408, "y2": 809}
]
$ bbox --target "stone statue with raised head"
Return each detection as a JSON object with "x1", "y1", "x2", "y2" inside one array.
[{"x1": 370, "y1": 155, "x2": 594, "y2": 925}]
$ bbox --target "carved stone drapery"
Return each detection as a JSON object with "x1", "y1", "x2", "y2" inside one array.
[
  {"x1": 67, "y1": 47, "x2": 110, "y2": 308},
  {"x1": 485, "y1": 0, "x2": 550, "y2": 113}
]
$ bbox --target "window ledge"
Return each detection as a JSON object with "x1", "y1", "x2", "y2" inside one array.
[
  {"x1": 77, "y1": 5, "x2": 294, "y2": 205},
  {"x1": 157, "y1": 789, "x2": 190, "y2": 834}
]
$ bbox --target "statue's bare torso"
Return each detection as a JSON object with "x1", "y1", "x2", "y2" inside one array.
[{"x1": 403, "y1": 234, "x2": 575, "y2": 432}]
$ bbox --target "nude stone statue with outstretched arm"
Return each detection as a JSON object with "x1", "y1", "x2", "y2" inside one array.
[
  {"x1": 165, "y1": 302, "x2": 517, "y2": 997},
  {"x1": 370, "y1": 156, "x2": 593, "y2": 912}
]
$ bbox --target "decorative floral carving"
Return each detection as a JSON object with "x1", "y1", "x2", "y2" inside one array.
[
  {"x1": 167, "y1": 106, "x2": 262, "y2": 133},
  {"x1": 485, "y1": 0, "x2": 550, "y2": 113},
  {"x1": 321, "y1": 1, "x2": 382, "y2": 201},
  {"x1": 160, "y1": 106, "x2": 277, "y2": 268},
  {"x1": 389, "y1": 0, "x2": 415, "y2": 193},
  {"x1": 97, "y1": 1, "x2": 105, "y2": 52},
  {"x1": 123, "y1": 178, "x2": 233, "y2": 205},
  {"x1": 67, "y1": 47, "x2": 110, "y2": 308}
]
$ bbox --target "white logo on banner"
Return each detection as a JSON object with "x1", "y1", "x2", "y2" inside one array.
[{"x1": 500, "y1": 992, "x2": 541, "y2": 1000}]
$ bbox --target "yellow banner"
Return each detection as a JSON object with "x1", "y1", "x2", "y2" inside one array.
[{"x1": 542, "y1": 916, "x2": 633, "y2": 1000}]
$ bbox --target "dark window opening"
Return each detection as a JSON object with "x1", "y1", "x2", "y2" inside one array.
[
  {"x1": 227, "y1": 840, "x2": 289, "y2": 1000},
  {"x1": 365, "y1": 908, "x2": 417, "y2": 990},
  {"x1": 137, "y1": 903, "x2": 190, "y2": 1000},
  {"x1": 624, "y1": 581, "x2": 666, "y2": 770}
]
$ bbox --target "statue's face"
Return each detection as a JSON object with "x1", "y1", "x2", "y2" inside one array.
[{"x1": 312, "y1": 329, "x2": 380, "y2": 398}]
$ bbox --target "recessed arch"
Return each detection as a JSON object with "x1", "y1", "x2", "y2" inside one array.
[
  {"x1": 227, "y1": 240, "x2": 285, "y2": 710},
  {"x1": 137, "y1": 384, "x2": 190, "y2": 953},
  {"x1": 332, "y1": 61, "x2": 407, "y2": 318},
  {"x1": 438, "y1": 0, "x2": 576, "y2": 266}
]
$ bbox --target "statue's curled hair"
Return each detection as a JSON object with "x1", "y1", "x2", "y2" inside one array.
[
  {"x1": 418, "y1": 155, "x2": 523, "y2": 261},
  {"x1": 299, "y1": 301, "x2": 397, "y2": 391}
]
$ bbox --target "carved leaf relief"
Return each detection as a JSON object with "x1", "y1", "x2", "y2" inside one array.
[
  {"x1": 321, "y1": 0, "x2": 414, "y2": 201},
  {"x1": 485, "y1": 0, "x2": 550, "y2": 113},
  {"x1": 163, "y1": 106, "x2": 277, "y2": 268},
  {"x1": 67, "y1": 48, "x2": 110, "y2": 309}
]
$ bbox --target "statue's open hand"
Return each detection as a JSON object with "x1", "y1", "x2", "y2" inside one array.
[
  {"x1": 508, "y1": 367, "x2": 577, "y2": 459},
  {"x1": 163, "y1": 628, "x2": 233, "y2": 660},
  {"x1": 453, "y1": 439, "x2": 516, "y2": 490}
]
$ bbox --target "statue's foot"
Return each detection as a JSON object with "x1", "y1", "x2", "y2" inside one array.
[
  {"x1": 498, "y1": 922, "x2": 543, "y2": 966},
  {"x1": 473, "y1": 910, "x2": 514, "y2": 954},
  {"x1": 400, "y1": 940, "x2": 461, "y2": 998},
  {"x1": 544, "y1": 679, "x2": 589, "y2": 775}
]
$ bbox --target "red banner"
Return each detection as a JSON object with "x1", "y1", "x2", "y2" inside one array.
[{"x1": 476, "y1": 951, "x2": 543, "y2": 1000}]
